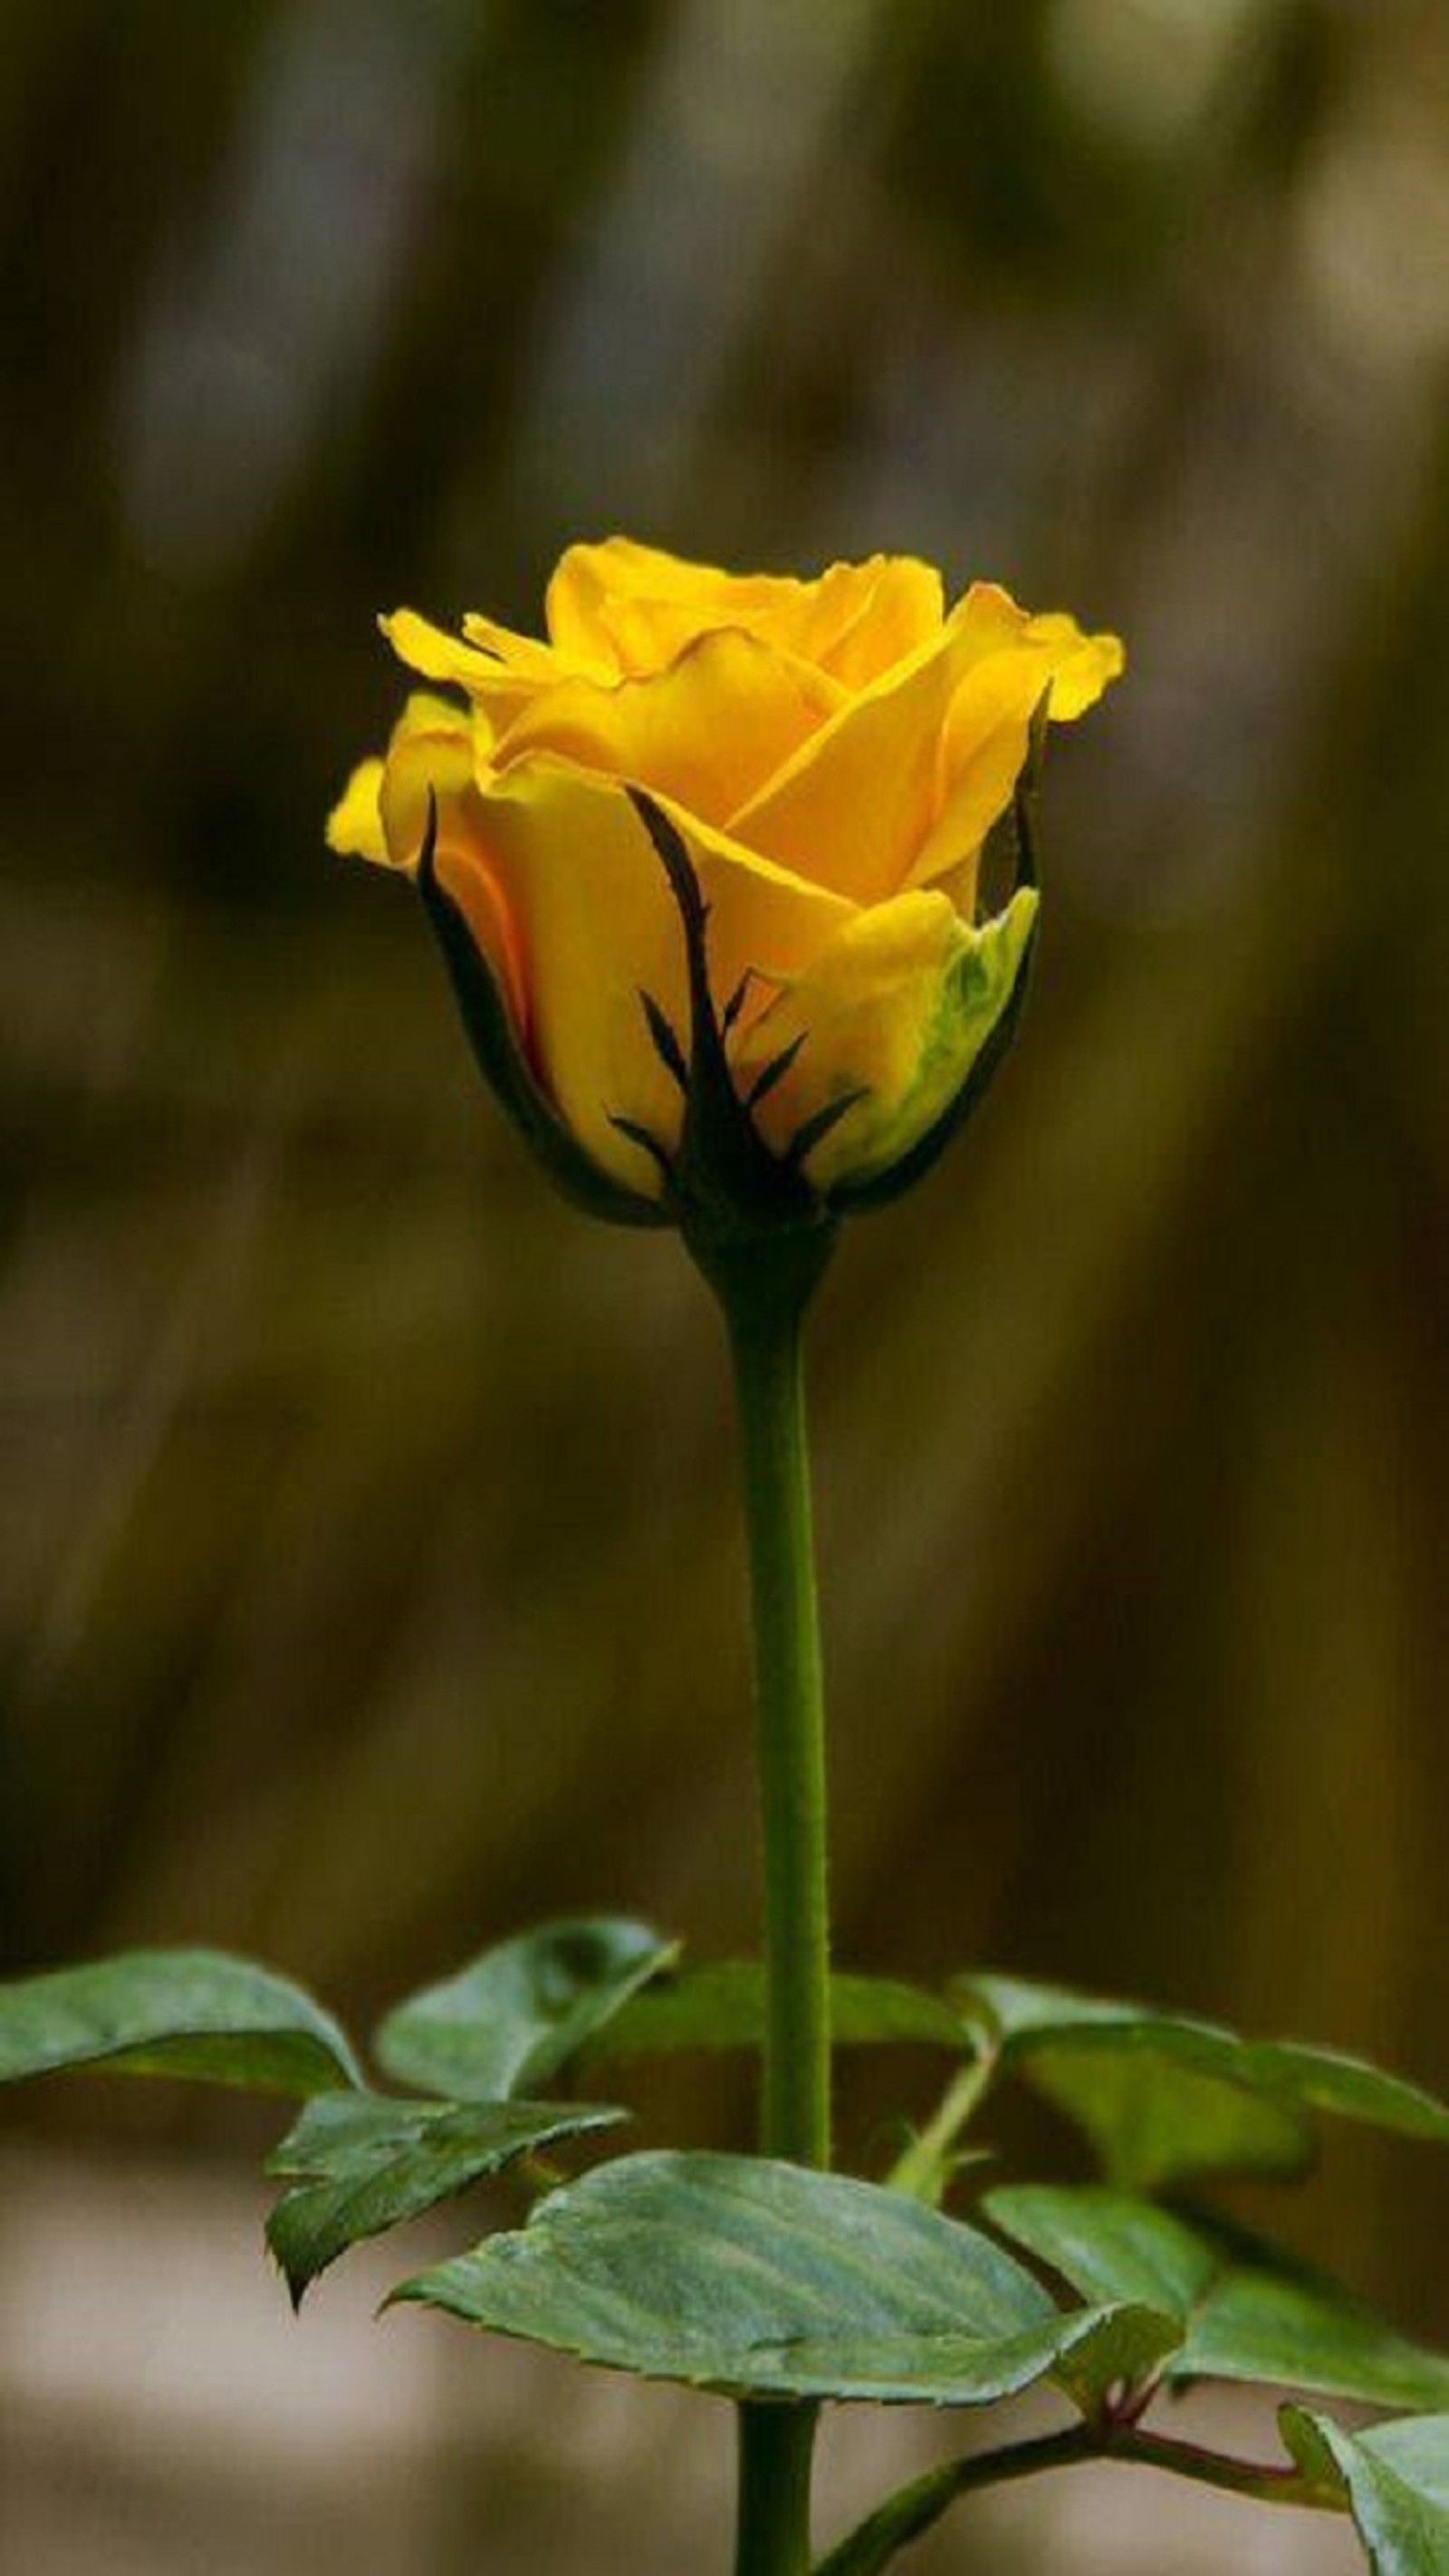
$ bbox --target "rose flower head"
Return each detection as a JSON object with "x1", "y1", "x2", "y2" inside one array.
[{"x1": 328, "y1": 539, "x2": 1122, "y2": 1262}]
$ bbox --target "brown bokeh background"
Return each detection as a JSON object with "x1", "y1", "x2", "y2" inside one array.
[{"x1": 4, "y1": 0, "x2": 1448, "y2": 2516}]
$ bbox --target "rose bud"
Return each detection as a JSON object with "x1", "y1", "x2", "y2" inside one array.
[{"x1": 328, "y1": 540, "x2": 1121, "y2": 1262}]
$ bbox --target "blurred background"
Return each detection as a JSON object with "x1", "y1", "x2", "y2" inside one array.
[{"x1": 3, "y1": 0, "x2": 1447, "y2": 2568}]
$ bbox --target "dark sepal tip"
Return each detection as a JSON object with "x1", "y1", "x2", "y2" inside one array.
[
  {"x1": 720, "y1": 970, "x2": 754, "y2": 1035},
  {"x1": 609, "y1": 1112, "x2": 674, "y2": 1187},
  {"x1": 744, "y1": 1029, "x2": 808, "y2": 1110},
  {"x1": 638, "y1": 988, "x2": 689, "y2": 1091},
  {"x1": 786, "y1": 1086, "x2": 868, "y2": 1171}
]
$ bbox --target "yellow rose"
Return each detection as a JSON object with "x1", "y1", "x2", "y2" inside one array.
[{"x1": 328, "y1": 538, "x2": 1121, "y2": 1236}]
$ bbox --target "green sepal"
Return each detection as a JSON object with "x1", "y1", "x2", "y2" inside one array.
[
  {"x1": 1283, "y1": 2407, "x2": 1449, "y2": 2572},
  {"x1": 374, "y1": 1917, "x2": 677, "y2": 2102},
  {"x1": 390, "y1": 2148, "x2": 1177, "y2": 2408},
  {"x1": 958, "y1": 1969, "x2": 1449, "y2": 2191},
  {"x1": 986, "y1": 2185, "x2": 1449, "y2": 2413},
  {"x1": 826, "y1": 696, "x2": 1045, "y2": 1216},
  {"x1": 587, "y1": 1960, "x2": 966, "y2": 2062},
  {"x1": 415, "y1": 798, "x2": 666, "y2": 1229},
  {"x1": 0, "y1": 1948, "x2": 361, "y2": 2097},
  {"x1": 264, "y1": 2090, "x2": 623, "y2": 2305}
]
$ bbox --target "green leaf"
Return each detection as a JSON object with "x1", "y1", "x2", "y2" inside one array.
[
  {"x1": 987, "y1": 2186, "x2": 1449, "y2": 2413},
  {"x1": 958, "y1": 1972, "x2": 1449, "y2": 2191},
  {"x1": 265, "y1": 2091, "x2": 623, "y2": 2304},
  {"x1": 960, "y1": 1974, "x2": 1312, "y2": 2187},
  {"x1": 393, "y1": 2149, "x2": 1177, "y2": 2407},
  {"x1": 0, "y1": 1949, "x2": 360, "y2": 2097},
  {"x1": 590, "y1": 1962, "x2": 965, "y2": 2062},
  {"x1": 1283, "y1": 2408, "x2": 1449, "y2": 2574},
  {"x1": 1247, "y1": 2043, "x2": 1449, "y2": 2147},
  {"x1": 374, "y1": 1918, "x2": 676, "y2": 2101}
]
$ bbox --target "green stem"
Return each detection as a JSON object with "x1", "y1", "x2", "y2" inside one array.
[
  {"x1": 813, "y1": 2427, "x2": 1101, "y2": 2576},
  {"x1": 886, "y1": 2049, "x2": 997, "y2": 2204},
  {"x1": 813, "y1": 2419, "x2": 1345, "y2": 2576},
  {"x1": 1106, "y1": 2425, "x2": 1342, "y2": 2510},
  {"x1": 736, "y1": 2403, "x2": 820, "y2": 2576},
  {"x1": 719, "y1": 1261, "x2": 833, "y2": 2576}
]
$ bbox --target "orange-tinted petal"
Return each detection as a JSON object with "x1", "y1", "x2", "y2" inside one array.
[{"x1": 357, "y1": 702, "x2": 529, "y2": 1033}]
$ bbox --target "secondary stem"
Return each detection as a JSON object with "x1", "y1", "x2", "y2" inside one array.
[
  {"x1": 722, "y1": 1267, "x2": 832, "y2": 2576},
  {"x1": 814, "y1": 2420, "x2": 1343, "y2": 2576},
  {"x1": 886, "y1": 2050, "x2": 997, "y2": 2203}
]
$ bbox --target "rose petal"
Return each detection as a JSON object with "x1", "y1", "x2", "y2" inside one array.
[
  {"x1": 352, "y1": 702, "x2": 530, "y2": 1034},
  {"x1": 326, "y1": 694, "x2": 473, "y2": 870},
  {"x1": 382, "y1": 609, "x2": 502, "y2": 694},
  {"x1": 727, "y1": 605, "x2": 996, "y2": 904},
  {"x1": 808, "y1": 556, "x2": 945, "y2": 686},
  {"x1": 543, "y1": 538, "x2": 945, "y2": 684},
  {"x1": 734, "y1": 587, "x2": 1122, "y2": 905},
  {"x1": 326, "y1": 757, "x2": 387, "y2": 863},
  {"x1": 736, "y1": 885, "x2": 1040, "y2": 1190},
  {"x1": 464, "y1": 755, "x2": 857, "y2": 1193},
  {"x1": 907, "y1": 620, "x2": 1125, "y2": 893},
  {"x1": 494, "y1": 629, "x2": 843, "y2": 827},
  {"x1": 545, "y1": 537, "x2": 804, "y2": 671},
  {"x1": 458, "y1": 612, "x2": 568, "y2": 685}
]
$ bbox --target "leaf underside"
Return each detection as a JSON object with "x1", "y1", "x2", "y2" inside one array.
[{"x1": 959, "y1": 1971, "x2": 1449, "y2": 2191}]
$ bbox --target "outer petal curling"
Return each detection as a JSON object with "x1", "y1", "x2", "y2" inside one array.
[
  {"x1": 382, "y1": 609, "x2": 505, "y2": 698},
  {"x1": 326, "y1": 694, "x2": 475, "y2": 871},
  {"x1": 383, "y1": 612, "x2": 549, "y2": 736},
  {"x1": 326, "y1": 757, "x2": 387, "y2": 864},
  {"x1": 907, "y1": 623, "x2": 1123, "y2": 894},
  {"x1": 734, "y1": 593, "x2": 1121, "y2": 908}
]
